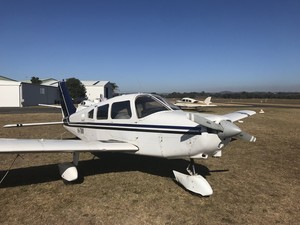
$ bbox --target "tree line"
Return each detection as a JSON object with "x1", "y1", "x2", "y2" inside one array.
[{"x1": 163, "y1": 91, "x2": 300, "y2": 99}]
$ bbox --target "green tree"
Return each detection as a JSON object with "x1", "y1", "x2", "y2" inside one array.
[
  {"x1": 110, "y1": 82, "x2": 119, "y2": 92},
  {"x1": 66, "y1": 77, "x2": 86, "y2": 102},
  {"x1": 31, "y1": 76, "x2": 42, "y2": 84}
]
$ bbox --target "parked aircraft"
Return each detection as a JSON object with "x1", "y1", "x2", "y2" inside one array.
[
  {"x1": 0, "y1": 82, "x2": 256, "y2": 196},
  {"x1": 174, "y1": 97, "x2": 217, "y2": 109}
]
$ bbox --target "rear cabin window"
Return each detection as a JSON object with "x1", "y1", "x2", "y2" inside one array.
[
  {"x1": 111, "y1": 101, "x2": 132, "y2": 119},
  {"x1": 88, "y1": 109, "x2": 94, "y2": 119},
  {"x1": 97, "y1": 104, "x2": 109, "y2": 120}
]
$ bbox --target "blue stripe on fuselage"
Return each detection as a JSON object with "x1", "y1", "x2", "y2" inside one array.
[{"x1": 63, "y1": 121, "x2": 202, "y2": 135}]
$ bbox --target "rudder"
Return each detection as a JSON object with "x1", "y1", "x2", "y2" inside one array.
[{"x1": 58, "y1": 81, "x2": 76, "y2": 118}]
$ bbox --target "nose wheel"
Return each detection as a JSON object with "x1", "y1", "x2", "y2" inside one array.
[{"x1": 173, "y1": 158, "x2": 213, "y2": 196}]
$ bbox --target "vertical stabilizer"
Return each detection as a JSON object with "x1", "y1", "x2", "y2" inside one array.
[
  {"x1": 58, "y1": 81, "x2": 76, "y2": 118},
  {"x1": 204, "y1": 97, "x2": 212, "y2": 105}
]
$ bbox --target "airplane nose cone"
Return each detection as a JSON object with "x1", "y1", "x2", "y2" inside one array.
[{"x1": 218, "y1": 120, "x2": 242, "y2": 140}]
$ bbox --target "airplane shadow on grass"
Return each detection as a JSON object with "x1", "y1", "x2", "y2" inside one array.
[{"x1": 0, "y1": 152, "x2": 228, "y2": 188}]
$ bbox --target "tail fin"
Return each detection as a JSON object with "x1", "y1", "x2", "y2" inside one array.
[
  {"x1": 58, "y1": 81, "x2": 76, "y2": 118},
  {"x1": 204, "y1": 97, "x2": 212, "y2": 105}
]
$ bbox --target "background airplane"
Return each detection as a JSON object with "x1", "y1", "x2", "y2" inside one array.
[
  {"x1": 0, "y1": 81, "x2": 256, "y2": 196},
  {"x1": 174, "y1": 97, "x2": 217, "y2": 109}
]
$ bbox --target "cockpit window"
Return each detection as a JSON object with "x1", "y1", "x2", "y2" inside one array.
[
  {"x1": 111, "y1": 101, "x2": 132, "y2": 119},
  {"x1": 135, "y1": 95, "x2": 170, "y2": 118}
]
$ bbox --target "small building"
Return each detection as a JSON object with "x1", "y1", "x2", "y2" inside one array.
[
  {"x1": 0, "y1": 76, "x2": 114, "y2": 107},
  {"x1": 81, "y1": 81, "x2": 114, "y2": 100},
  {"x1": 0, "y1": 78, "x2": 22, "y2": 107},
  {"x1": 0, "y1": 76, "x2": 59, "y2": 107},
  {"x1": 21, "y1": 83, "x2": 59, "y2": 106}
]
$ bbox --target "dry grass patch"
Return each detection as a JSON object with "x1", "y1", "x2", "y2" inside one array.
[{"x1": 0, "y1": 106, "x2": 299, "y2": 224}]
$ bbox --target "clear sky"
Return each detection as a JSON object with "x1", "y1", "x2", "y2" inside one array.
[{"x1": 0, "y1": 0, "x2": 299, "y2": 93}]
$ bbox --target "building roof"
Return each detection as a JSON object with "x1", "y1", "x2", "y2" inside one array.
[
  {"x1": 41, "y1": 78, "x2": 59, "y2": 86},
  {"x1": 0, "y1": 75, "x2": 17, "y2": 81},
  {"x1": 81, "y1": 81, "x2": 110, "y2": 86},
  {"x1": 0, "y1": 76, "x2": 110, "y2": 88},
  {"x1": 0, "y1": 80, "x2": 21, "y2": 85}
]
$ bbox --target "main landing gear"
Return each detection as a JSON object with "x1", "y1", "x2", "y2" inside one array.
[
  {"x1": 58, "y1": 152, "x2": 79, "y2": 182},
  {"x1": 173, "y1": 159, "x2": 213, "y2": 196}
]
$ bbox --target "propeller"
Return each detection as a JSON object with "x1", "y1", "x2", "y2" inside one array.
[
  {"x1": 187, "y1": 113, "x2": 256, "y2": 142},
  {"x1": 187, "y1": 113, "x2": 223, "y2": 132},
  {"x1": 235, "y1": 131, "x2": 256, "y2": 142}
]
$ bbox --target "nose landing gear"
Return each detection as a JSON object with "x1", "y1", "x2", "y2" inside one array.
[{"x1": 173, "y1": 159, "x2": 213, "y2": 196}]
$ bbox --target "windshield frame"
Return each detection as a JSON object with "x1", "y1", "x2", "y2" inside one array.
[
  {"x1": 152, "y1": 94, "x2": 180, "y2": 110},
  {"x1": 135, "y1": 94, "x2": 172, "y2": 119}
]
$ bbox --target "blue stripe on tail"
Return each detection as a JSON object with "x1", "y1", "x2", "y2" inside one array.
[{"x1": 58, "y1": 81, "x2": 76, "y2": 118}]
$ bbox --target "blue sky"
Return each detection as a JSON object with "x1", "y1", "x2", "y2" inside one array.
[{"x1": 0, "y1": 0, "x2": 299, "y2": 92}]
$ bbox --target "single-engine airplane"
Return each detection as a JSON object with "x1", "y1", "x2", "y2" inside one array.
[
  {"x1": 174, "y1": 97, "x2": 217, "y2": 109},
  {"x1": 0, "y1": 81, "x2": 256, "y2": 196}
]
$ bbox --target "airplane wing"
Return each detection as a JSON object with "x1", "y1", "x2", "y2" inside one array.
[
  {"x1": 0, "y1": 139, "x2": 138, "y2": 153},
  {"x1": 223, "y1": 110, "x2": 256, "y2": 122},
  {"x1": 197, "y1": 110, "x2": 256, "y2": 123}
]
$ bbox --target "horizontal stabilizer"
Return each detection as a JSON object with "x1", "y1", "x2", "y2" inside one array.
[
  {"x1": 4, "y1": 122, "x2": 63, "y2": 128},
  {"x1": 38, "y1": 104, "x2": 61, "y2": 109}
]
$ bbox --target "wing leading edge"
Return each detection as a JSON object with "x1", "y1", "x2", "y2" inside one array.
[
  {"x1": 0, "y1": 139, "x2": 138, "y2": 153},
  {"x1": 197, "y1": 110, "x2": 256, "y2": 123},
  {"x1": 223, "y1": 110, "x2": 256, "y2": 122}
]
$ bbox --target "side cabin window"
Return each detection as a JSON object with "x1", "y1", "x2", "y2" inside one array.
[
  {"x1": 88, "y1": 109, "x2": 94, "y2": 119},
  {"x1": 111, "y1": 101, "x2": 132, "y2": 119},
  {"x1": 97, "y1": 104, "x2": 109, "y2": 120},
  {"x1": 135, "y1": 95, "x2": 169, "y2": 118}
]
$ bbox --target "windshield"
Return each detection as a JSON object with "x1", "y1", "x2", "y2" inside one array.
[
  {"x1": 153, "y1": 95, "x2": 180, "y2": 110},
  {"x1": 135, "y1": 95, "x2": 170, "y2": 118}
]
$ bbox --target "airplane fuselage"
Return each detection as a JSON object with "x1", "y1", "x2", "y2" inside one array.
[{"x1": 64, "y1": 93, "x2": 226, "y2": 159}]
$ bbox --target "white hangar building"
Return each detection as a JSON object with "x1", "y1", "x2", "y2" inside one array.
[
  {"x1": 0, "y1": 76, "x2": 59, "y2": 107},
  {"x1": 81, "y1": 81, "x2": 114, "y2": 100},
  {"x1": 0, "y1": 76, "x2": 114, "y2": 107}
]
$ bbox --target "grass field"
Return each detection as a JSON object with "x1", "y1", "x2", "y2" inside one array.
[{"x1": 0, "y1": 103, "x2": 299, "y2": 225}]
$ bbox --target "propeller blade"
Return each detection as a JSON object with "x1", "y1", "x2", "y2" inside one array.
[
  {"x1": 235, "y1": 131, "x2": 256, "y2": 142},
  {"x1": 187, "y1": 113, "x2": 223, "y2": 131}
]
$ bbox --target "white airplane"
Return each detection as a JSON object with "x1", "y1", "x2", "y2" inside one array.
[
  {"x1": 0, "y1": 81, "x2": 256, "y2": 196},
  {"x1": 174, "y1": 97, "x2": 217, "y2": 109}
]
